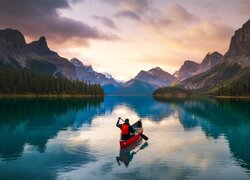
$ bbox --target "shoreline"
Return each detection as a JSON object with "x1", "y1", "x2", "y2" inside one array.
[
  {"x1": 0, "y1": 94, "x2": 250, "y2": 99},
  {"x1": 215, "y1": 96, "x2": 250, "y2": 99},
  {"x1": 0, "y1": 94, "x2": 104, "y2": 98},
  {"x1": 152, "y1": 94, "x2": 250, "y2": 99}
]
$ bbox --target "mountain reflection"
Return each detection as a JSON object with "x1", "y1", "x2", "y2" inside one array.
[
  {"x1": 0, "y1": 96, "x2": 250, "y2": 179},
  {"x1": 102, "y1": 96, "x2": 175, "y2": 121},
  {"x1": 0, "y1": 97, "x2": 103, "y2": 160},
  {"x1": 155, "y1": 97, "x2": 250, "y2": 170}
]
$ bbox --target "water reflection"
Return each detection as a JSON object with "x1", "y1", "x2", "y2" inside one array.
[
  {"x1": 0, "y1": 97, "x2": 103, "y2": 160},
  {"x1": 0, "y1": 96, "x2": 249, "y2": 179},
  {"x1": 155, "y1": 97, "x2": 250, "y2": 171},
  {"x1": 116, "y1": 139, "x2": 148, "y2": 167},
  {"x1": 102, "y1": 96, "x2": 175, "y2": 121}
]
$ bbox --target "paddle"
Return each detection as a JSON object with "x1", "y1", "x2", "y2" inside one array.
[
  {"x1": 119, "y1": 117, "x2": 148, "y2": 141},
  {"x1": 134, "y1": 142, "x2": 148, "y2": 154}
]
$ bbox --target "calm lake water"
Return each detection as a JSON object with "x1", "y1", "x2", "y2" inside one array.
[{"x1": 0, "y1": 96, "x2": 250, "y2": 180}]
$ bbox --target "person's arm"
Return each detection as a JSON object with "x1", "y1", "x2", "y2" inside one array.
[{"x1": 116, "y1": 117, "x2": 121, "y2": 128}]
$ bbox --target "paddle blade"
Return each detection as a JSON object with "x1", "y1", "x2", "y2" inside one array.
[
  {"x1": 140, "y1": 142, "x2": 148, "y2": 150},
  {"x1": 140, "y1": 133, "x2": 148, "y2": 141}
]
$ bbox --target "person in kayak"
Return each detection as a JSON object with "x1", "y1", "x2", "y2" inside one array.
[{"x1": 116, "y1": 117, "x2": 135, "y2": 140}]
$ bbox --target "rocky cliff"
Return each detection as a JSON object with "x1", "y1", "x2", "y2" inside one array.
[
  {"x1": 70, "y1": 58, "x2": 121, "y2": 93},
  {"x1": 173, "y1": 52, "x2": 223, "y2": 84},
  {"x1": 173, "y1": 60, "x2": 200, "y2": 83},
  {"x1": 0, "y1": 28, "x2": 76, "y2": 79},
  {"x1": 132, "y1": 67, "x2": 176, "y2": 87},
  {"x1": 195, "y1": 52, "x2": 223, "y2": 75},
  {"x1": 224, "y1": 19, "x2": 250, "y2": 67},
  {"x1": 178, "y1": 19, "x2": 250, "y2": 90}
]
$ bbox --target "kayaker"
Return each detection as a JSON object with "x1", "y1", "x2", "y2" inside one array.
[
  {"x1": 116, "y1": 117, "x2": 135, "y2": 140},
  {"x1": 116, "y1": 149, "x2": 136, "y2": 167}
]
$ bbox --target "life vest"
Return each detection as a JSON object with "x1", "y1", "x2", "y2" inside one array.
[{"x1": 121, "y1": 124, "x2": 129, "y2": 135}]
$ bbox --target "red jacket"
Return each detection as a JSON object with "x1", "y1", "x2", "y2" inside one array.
[{"x1": 121, "y1": 124, "x2": 129, "y2": 135}]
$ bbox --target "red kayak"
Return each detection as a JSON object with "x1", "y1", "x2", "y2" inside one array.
[{"x1": 120, "y1": 120, "x2": 143, "y2": 148}]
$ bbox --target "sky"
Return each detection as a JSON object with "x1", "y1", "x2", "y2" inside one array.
[{"x1": 0, "y1": 0, "x2": 249, "y2": 81}]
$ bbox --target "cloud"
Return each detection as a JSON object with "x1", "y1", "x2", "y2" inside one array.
[
  {"x1": 240, "y1": 0, "x2": 250, "y2": 15},
  {"x1": 145, "y1": 4, "x2": 200, "y2": 31},
  {"x1": 159, "y1": 20, "x2": 234, "y2": 56},
  {"x1": 103, "y1": 0, "x2": 152, "y2": 22},
  {"x1": 114, "y1": 10, "x2": 142, "y2": 21},
  {"x1": 166, "y1": 4, "x2": 199, "y2": 23},
  {"x1": 102, "y1": 0, "x2": 152, "y2": 14},
  {"x1": 141, "y1": 4, "x2": 234, "y2": 62},
  {"x1": 92, "y1": 15, "x2": 117, "y2": 29},
  {"x1": 0, "y1": 0, "x2": 118, "y2": 46}
]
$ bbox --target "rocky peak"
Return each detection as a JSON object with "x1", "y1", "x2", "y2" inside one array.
[
  {"x1": 204, "y1": 52, "x2": 223, "y2": 60},
  {"x1": 69, "y1": 57, "x2": 120, "y2": 88},
  {"x1": 178, "y1": 60, "x2": 199, "y2": 74},
  {"x1": 37, "y1": 36, "x2": 49, "y2": 49},
  {"x1": 225, "y1": 19, "x2": 250, "y2": 59},
  {"x1": 149, "y1": 67, "x2": 173, "y2": 79},
  {"x1": 173, "y1": 60, "x2": 199, "y2": 81},
  {"x1": 197, "y1": 52, "x2": 223, "y2": 74},
  {"x1": 182, "y1": 60, "x2": 199, "y2": 67},
  {"x1": 148, "y1": 67, "x2": 166, "y2": 75},
  {"x1": 0, "y1": 28, "x2": 26, "y2": 50},
  {"x1": 202, "y1": 52, "x2": 223, "y2": 65},
  {"x1": 131, "y1": 67, "x2": 175, "y2": 87},
  {"x1": 136, "y1": 70, "x2": 147, "y2": 76},
  {"x1": 70, "y1": 58, "x2": 93, "y2": 72},
  {"x1": 28, "y1": 36, "x2": 54, "y2": 55},
  {"x1": 70, "y1": 58, "x2": 84, "y2": 67},
  {"x1": 149, "y1": 66, "x2": 162, "y2": 72},
  {"x1": 103, "y1": 72, "x2": 113, "y2": 79}
]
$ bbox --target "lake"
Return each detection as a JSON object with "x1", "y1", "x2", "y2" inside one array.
[{"x1": 0, "y1": 96, "x2": 250, "y2": 180}]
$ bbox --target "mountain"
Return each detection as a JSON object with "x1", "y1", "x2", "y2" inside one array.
[
  {"x1": 219, "y1": 18, "x2": 250, "y2": 96},
  {"x1": 0, "y1": 28, "x2": 122, "y2": 93},
  {"x1": 70, "y1": 58, "x2": 121, "y2": 94},
  {"x1": 116, "y1": 80, "x2": 156, "y2": 95},
  {"x1": 129, "y1": 67, "x2": 175, "y2": 87},
  {"x1": 70, "y1": 58, "x2": 93, "y2": 79},
  {"x1": 173, "y1": 52, "x2": 223, "y2": 84},
  {"x1": 116, "y1": 67, "x2": 175, "y2": 95},
  {"x1": 224, "y1": 19, "x2": 250, "y2": 67},
  {"x1": 178, "y1": 19, "x2": 250, "y2": 91},
  {"x1": 178, "y1": 61, "x2": 242, "y2": 89},
  {"x1": 213, "y1": 66, "x2": 250, "y2": 96},
  {"x1": 173, "y1": 60, "x2": 200, "y2": 82},
  {"x1": 0, "y1": 29, "x2": 76, "y2": 79},
  {"x1": 195, "y1": 52, "x2": 223, "y2": 75}
]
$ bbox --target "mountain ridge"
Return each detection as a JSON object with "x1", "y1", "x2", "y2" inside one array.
[
  {"x1": 1, "y1": 18, "x2": 249, "y2": 96},
  {"x1": 115, "y1": 67, "x2": 175, "y2": 95},
  {"x1": 70, "y1": 57, "x2": 122, "y2": 94},
  {"x1": 0, "y1": 28, "x2": 122, "y2": 93},
  {"x1": 177, "y1": 19, "x2": 250, "y2": 91},
  {"x1": 0, "y1": 28, "x2": 76, "y2": 79}
]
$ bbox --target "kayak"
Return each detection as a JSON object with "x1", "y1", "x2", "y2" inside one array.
[{"x1": 120, "y1": 120, "x2": 143, "y2": 148}]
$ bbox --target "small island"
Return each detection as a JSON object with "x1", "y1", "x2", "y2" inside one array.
[{"x1": 152, "y1": 87, "x2": 193, "y2": 99}]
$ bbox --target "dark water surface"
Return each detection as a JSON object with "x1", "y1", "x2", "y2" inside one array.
[{"x1": 0, "y1": 96, "x2": 250, "y2": 180}]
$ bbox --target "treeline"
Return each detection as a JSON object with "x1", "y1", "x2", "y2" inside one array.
[
  {"x1": 0, "y1": 70, "x2": 104, "y2": 95},
  {"x1": 215, "y1": 77, "x2": 250, "y2": 96},
  {"x1": 0, "y1": 97, "x2": 104, "y2": 124}
]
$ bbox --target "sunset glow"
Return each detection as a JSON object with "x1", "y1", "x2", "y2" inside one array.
[{"x1": 0, "y1": 0, "x2": 249, "y2": 81}]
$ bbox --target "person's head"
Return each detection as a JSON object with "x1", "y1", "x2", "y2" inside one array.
[{"x1": 125, "y1": 118, "x2": 129, "y2": 123}]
